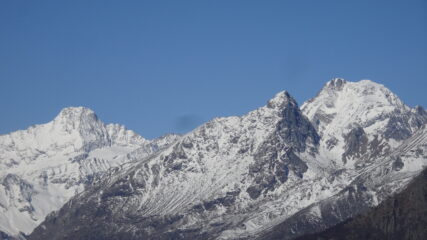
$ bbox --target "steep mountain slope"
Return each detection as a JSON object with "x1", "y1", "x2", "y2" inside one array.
[
  {"x1": 26, "y1": 79, "x2": 427, "y2": 239},
  {"x1": 256, "y1": 79, "x2": 427, "y2": 239},
  {"x1": 0, "y1": 107, "x2": 179, "y2": 237},
  {"x1": 257, "y1": 124, "x2": 427, "y2": 240},
  {"x1": 296, "y1": 166, "x2": 427, "y2": 240}
]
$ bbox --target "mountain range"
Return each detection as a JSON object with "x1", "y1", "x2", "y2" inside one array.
[{"x1": 1, "y1": 78, "x2": 426, "y2": 239}]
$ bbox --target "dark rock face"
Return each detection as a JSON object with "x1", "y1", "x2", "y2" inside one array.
[
  {"x1": 2, "y1": 174, "x2": 36, "y2": 215},
  {"x1": 384, "y1": 116, "x2": 413, "y2": 141},
  {"x1": 0, "y1": 230, "x2": 26, "y2": 240},
  {"x1": 295, "y1": 168, "x2": 427, "y2": 240},
  {"x1": 2, "y1": 174, "x2": 34, "y2": 199},
  {"x1": 367, "y1": 135, "x2": 390, "y2": 160},
  {"x1": 381, "y1": 108, "x2": 427, "y2": 142},
  {"x1": 279, "y1": 150, "x2": 308, "y2": 179},
  {"x1": 342, "y1": 127, "x2": 368, "y2": 164},
  {"x1": 0, "y1": 230, "x2": 13, "y2": 240},
  {"x1": 327, "y1": 78, "x2": 347, "y2": 91},
  {"x1": 392, "y1": 156, "x2": 404, "y2": 171},
  {"x1": 246, "y1": 96, "x2": 318, "y2": 199},
  {"x1": 275, "y1": 95, "x2": 320, "y2": 153},
  {"x1": 201, "y1": 190, "x2": 241, "y2": 211}
]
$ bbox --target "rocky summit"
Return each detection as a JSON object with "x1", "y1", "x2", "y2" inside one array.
[{"x1": 1, "y1": 79, "x2": 426, "y2": 240}]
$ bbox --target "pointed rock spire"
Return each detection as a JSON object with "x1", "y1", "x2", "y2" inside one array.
[
  {"x1": 51, "y1": 106, "x2": 110, "y2": 151},
  {"x1": 267, "y1": 91, "x2": 298, "y2": 110}
]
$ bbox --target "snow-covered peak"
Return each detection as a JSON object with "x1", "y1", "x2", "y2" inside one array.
[
  {"x1": 267, "y1": 91, "x2": 297, "y2": 109},
  {"x1": 54, "y1": 107, "x2": 98, "y2": 122},
  {"x1": 302, "y1": 79, "x2": 426, "y2": 168},
  {"x1": 55, "y1": 106, "x2": 97, "y2": 120},
  {"x1": 311, "y1": 78, "x2": 405, "y2": 108},
  {"x1": 302, "y1": 79, "x2": 408, "y2": 132},
  {"x1": 52, "y1": 107, "x2": 101, "y2": 132},
  {"x1": 0, "y1": 107, "x2": 180, "y2": 237},
  {"x1": 39, "y1": 107, "x2": 109, "y2": 152}
]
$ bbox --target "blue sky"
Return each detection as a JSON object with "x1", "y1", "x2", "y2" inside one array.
[{"x1": 1, "y1": 0, "x2": 426, "y2": 138}]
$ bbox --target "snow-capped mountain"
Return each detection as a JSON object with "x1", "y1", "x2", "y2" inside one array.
[
  {"x1": 0, "y1": 107, "x2": 180, "y2": 237},
  {"x1": 302, "y1": 78, "x2": 427, "y2": 169},
  {"x1": 28, "y1": 79, "x2": 427, "y2": 240},
  {"x1": 256, "y1": 79, "x2": 427, "y2": 239},
  {"x1": 28, "y1": 92, "x2": 329, "y2": 240},
  {"x1": 0, "y1": 78, "x2": 422, "y2": 240}
]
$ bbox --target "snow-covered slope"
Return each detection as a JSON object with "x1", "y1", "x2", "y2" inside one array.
[{"x1": 0, "y1": 107, "x2": 179, "y2": 237}]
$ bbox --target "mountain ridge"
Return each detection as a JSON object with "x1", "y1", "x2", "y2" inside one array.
[
  {"x1": 28, "y1": 79, "x2": 427, "y2": 240},
  {"x1": 1, "y1": 79, "x2": 426, "y2": 240}
]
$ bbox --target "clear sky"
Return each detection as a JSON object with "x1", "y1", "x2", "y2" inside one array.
[{"x1": 1, "y1": 0, "x2": 426, "y2": 139}]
